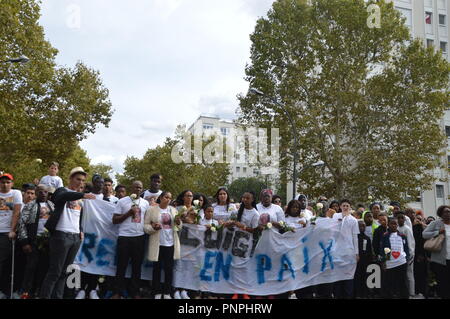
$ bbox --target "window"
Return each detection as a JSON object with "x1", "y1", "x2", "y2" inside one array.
[
  {"x1": 396, "y1": 8, "x2": 412, "y2": 29},
  {"x1": 220, "y1": 127, "x2": 229, "y2": 136},
  {"x1": 426, "y1": 12, "x2": 432, "y2": 25},
  {"x1": 235, "y1": 153, "x2": 240, "y2": 160},
  {"x1": 427, "y1": 39, "x2": 435, "y2": 48},
  {"x1": 203, "y1": 123, "x2": 214, "y2": 130},
  {"x1": 447, "y1": 156, "x2": 450, "y2": 169},
  {"x1": 236, "y1": 167, "x2": 240, "y2": 173},
  {"x1": 440, "y1": 41, "x2": 448, "y2": 54},
  {"x1": 437, "y1": 185, "x2": 445, "y2": 199},
  {"x1": 243, "y1": 167, "x2": 247, "y2": 174},
  {"x1": 446, "y1": 126, "x2": 450, "y2": 138},
  {"x1": 253, "y1": 168, "x2": 260, "y2": 175},
  {"x1": 439, "y1": 14, "x2": 447, "y2": 26}
]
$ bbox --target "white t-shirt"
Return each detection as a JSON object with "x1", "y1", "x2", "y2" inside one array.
[
  {"x1": 0, "y1": 190, "x2": 22, "y2": 233},
  {"x1": 115, "y1": 196, "x2": 150, "y2": 237},
  {"x1": 39, "y1": 175, "x2": 64, "y2": 189},
  {"x1": 37, "y1": 202, "x2": 50, "y2": 235},
  {"x1": 333, "y1": 212, "x2": 359, "y2": 256},
  {"x1": 256, "y1": 203, "x2": 285, "y2": 225},
  {"x1": 94, "y1": 193, "x2": 104, "y2": 200},
  {"x1": 445, "y1": 225, "x2": 450, "y2": 259},
  {"x1": 285, "y1": 215, "x2": 307, "y2": 229},
  {"x1": 143, "y1": 190, "x2": 162, "y2": 204},
  {"x1": 238, "y1": 208, "x2": 260, "y2": 229},
  {"x1": 104, "y1": 195, "x2": 119, "y2": 204},
  {"x1": 398, "y1": 225, "x2": 415, "y2": 258},
  {"x1": 386, "y1": 232, "x2": 407, "y2": 269},
  {"x1": 56, "y1": 189, "x2": 83, "y2": 234},
  {"x1": 213, "y1": 203, "x2": 237, "y2": 223},
  {"x1": 301, "y1": 209, "x2": 314, "y2": 221},
  {"x1": 158, "y1": 207, "x2": 174, "y2": 247}
]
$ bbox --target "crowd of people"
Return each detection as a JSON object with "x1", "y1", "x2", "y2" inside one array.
[{"x1": 0, "y1": 161, "x2": 449, "y2": 300}]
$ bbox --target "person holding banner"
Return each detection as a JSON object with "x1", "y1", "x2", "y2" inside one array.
[
  {"x1": 233, "y1": 192, "x2": 259, "y2": 233},
  {"x1": 76, "y1": 174, "x2": 105, "y2": 300},
  {"x1": 144, "y1": 191, "x2": 182, "y2": 299},
  {"x1": 102, "y1": 178, "x2": 119, "y2": 204},
  {"x1": 141, "y1": 173, "x2": 163, "y2": 204},
  {"x1": 256, "y1": 189, "x2": 285, "y2": 230},
  {"x1": 212, "y1": 188, "x2": 237, "y2": 224},
  {"x1": 112, "y1": 181, "x2": 150, "y2": 299},
  {"x1": 332, "y1": 199, "x2": 359, "y2": 299}
]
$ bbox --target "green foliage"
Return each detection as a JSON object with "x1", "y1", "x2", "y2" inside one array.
[
  {"x1": 227, "y1": 177, "x2": 268, "y2": 203},
  {"x1": 238, "y1": 0, "x2": 450, "y2": 204},
  {"x1": 117, "y1": 126, "x2": 230, "y2": 196},
  {"x1": 0, "y1": 0, "x2": 112, "y2": 184}
]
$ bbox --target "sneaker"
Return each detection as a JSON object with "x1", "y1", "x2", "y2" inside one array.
[
  {"x1": 181, "y1": 290, "x2": 190, "y2": 299},
  {"x1": 20, "y1": 293, "x2": 30, "y2": 299},
  {"x1": 231, "y1": 294, "x2": 239, "y2": 299},
  {"x1": 89, "y1": 290, "x2": 100, "y2": 299},
  {"x1": 103, "y1": 291, "x2": 113, "y2": 299},
  {"x1": 0, "y1": 292, "x2": 7, "y2": 300},
  {"x1": 111, "y1": 294, "x2": 121, "y2": 299},
  {"x1": 174, "y1": 291, "x2": 181, "y2": 299},
  {"x1": 243, "y1": 294, "x2": 251, "y2": 299},
  {"x1": 154, "y1": 294, "x2": 162, "y2": 299},
  {"x1": 289, "y1": 293, "x2": 297, "y2": 299},
  {"x1": 163, "y1": 294, "x2": 172, "y2": 300},
  {"x1": 75, "y1": 290, "x2": 86, "y2": 299},
  {"x1": 12, "y1": 292, "x2": 21, "y2": 299}
]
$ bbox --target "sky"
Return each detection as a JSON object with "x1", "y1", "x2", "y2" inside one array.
[{"x1": 38, "y1": 0, "x2": 275, "y2": 174}]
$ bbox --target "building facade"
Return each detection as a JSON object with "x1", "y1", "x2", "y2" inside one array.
[{"x1": 393, "y1": 0, "x2": 450, "y2": 215}]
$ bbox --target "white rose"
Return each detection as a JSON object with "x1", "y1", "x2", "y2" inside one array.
[
  {"x1": 228, "y1": 207, "x2": 234, "y2": 212},
  {"x1": 193, "y1": 200, "x2": 200, "y2": 206},
  {"x1": 266, "y1": 222, "x2": 273, "y2": 229},
  {"x1": 98, "y1": 277, "x2": 105, "y2": 284},
  {"x1": 388, "y1": 206, "x2": 394, "y2": 211},
  {"x1": 211, "y1": 227, "x2": 217, "y2": 232},
  {"x1": 279, "y1": 221, "x2": 285, "y2": 227},
  {"x1": 35, "y1": 158, "x2": 42, "y2": 164},
  {"x1": 130, "y1": 194, "x2": 138, "y2": 200},
  {"x1": 316, "y1": 203, "x2": 324, "y2": 209},
  {"x1": 384, "y1": 248, "x2": 391, "y2": 254}
]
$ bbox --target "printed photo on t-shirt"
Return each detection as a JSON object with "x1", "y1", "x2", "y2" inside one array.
[
  {"x1": 40, "y1": 205, "x2": 50, "y2": 219},
  {"x1": 132, "y1": 207, "x2": 142, "y2": 223},
  {"x1": 66, "y1": 200, "x2": 81, "y2": 211},
  {"x1": 259, "y1": 213, "x2": 270, "y2": 225},
  {"x1": 161, "y1": 212, "x2": 172, "y2": 229},
  {"x1": 0, "y1": 197, "x2": 14, "y2": 211}
]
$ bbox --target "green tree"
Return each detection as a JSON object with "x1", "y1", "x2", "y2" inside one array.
[
  {"x1": 117, "y1": 126, "x2": 230, "y2": 196},
  {"x1": 90, "y1": 163, "x2": 114, "y2": 179},
  {"x1": 228, "y1": 177, "x2": 268, "y2": 203},
  {"x1": 238, "y1": 0, "x2": 450, "y2": 204},
  {"x1": 0, "y1": 0, "x2": 112, "y2": 182}
]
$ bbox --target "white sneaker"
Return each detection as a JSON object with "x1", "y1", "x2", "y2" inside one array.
[
  {"x1": 0, "y1": 292, "x2": 7, "y2": 300},
  {"x1": 89, "y1": 290, "x2": 100, "y2": 299},
  {"x1": 12, "y1": 292, "x2": 21, "y2": 299},
  {"x1": 154, "y1": 294, "x2": 162, "y2": 299},
  {"x1": 288, "y1": 293, "x2": 297, "y2": 299},
  {"x1": 181, "y1": 290, "x2": 190, "y2": 299},
  {"x1": 174, "y1": 291, "x2": 181, "y2": 299},
  {"x1": 163, "y1": 294, "x2": 172, "y2": 300},
  {"x1": 75, "y1": 290, "x2": 86, "y2": 299}
]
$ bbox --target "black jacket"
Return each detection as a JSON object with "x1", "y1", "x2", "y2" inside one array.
[
  {"x1": 358, "y1": 233, "x2": 373, "y2": 262},
  {"x1": 372, "y1": 225, "x2": 387, "y2": 258},
  {"x1": 18, "y1": 200, "x2": 55, "y2": 246},
  {"x1": 45, "y1": 187, "x2": 85, "y2": 234}
]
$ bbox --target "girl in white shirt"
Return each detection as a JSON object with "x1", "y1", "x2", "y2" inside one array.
[
  {"x1": 284, "y1": 200, "x2": 307, "y2": 229},
  {"x1": 233, "y1": 192, "x2": 260, "y2": 233},
  {"x1": 212, "y1": 188, "x2": 237, "y2": 224}
]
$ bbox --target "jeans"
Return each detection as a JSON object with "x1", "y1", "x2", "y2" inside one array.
[
  {"x1": 431, "y1": 260, "x2": 450, "y2": 299},
  {"x1": 0, "y1": 234, "x2": 11, "y2": 292},
  {"x1": 333, "y1": 279, "x2": 354, "y2": 299},
  {"x1": 21, "y1": 243, "x2": 49, "y2": 294},
  {"x1": 385, "y1": 263, "x2": 408, "y2": 299},
  {"x1": 40, "y1": 231, "x2": 81, "y2": 299},
  {"x1": 152, "y1": 246, "x2": 174, "y2": 295},
  {"x1": 115, "y1": 235, "x2": 145, "y2": 298}
]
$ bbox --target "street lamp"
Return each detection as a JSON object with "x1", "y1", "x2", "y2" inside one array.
[
  {"x1": 249, "y1": 88, "x2": 325, "y2": 199},
  {"x1": 2, "y1": 55, "x2": 30, "y2": 64}
]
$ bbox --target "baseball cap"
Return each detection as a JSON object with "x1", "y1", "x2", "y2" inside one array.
[
  {"x1": 69, "y1": 167, "x2": 87, "y2": 178},
  {"x1": 0, "y1": 173, "x2": 14, "y2": 181}
]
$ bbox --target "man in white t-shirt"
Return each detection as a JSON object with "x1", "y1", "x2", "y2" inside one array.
[
  {"x1": 141, "y1": 173, "x2": 163, "y2": 204},
  {"x1": 0, "y1": 173, "x2": 23, "y2": 295},
  {"x1": 39, "y1": 162, "x2": 64, "y2": 190},
  {"x1": 296, "y1": 194, "x2": 314, "y2": 221},
  {"x1": 112, "y1": 181, "x2": 150, "y2": 299},
  {"x1": 40, "y1": 167, "x2": 96, "y2": 299},
  {"x1": 332, "y1": 199, "x2": 359, "y2": 299},
  {"x1": 102, "y1": 177, "x2": 119, "y2": 204}
]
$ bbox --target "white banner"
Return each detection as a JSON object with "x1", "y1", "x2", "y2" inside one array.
[{"x1": 75, "y1": 204, "x2": 356, "y2": 295}]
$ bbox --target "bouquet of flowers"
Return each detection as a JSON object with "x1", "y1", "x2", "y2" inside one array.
[
  {"x1": 36, "y1": 228, "x2": 50, "y2": 253},
  {"x1": 386, "y1": 206, "x2": 394, "y2": 217},
  {"x1": 278, "y1": 221, "x2": 295, "y2": 234},
  {"x1": 384, "y1": 248, "x2": 392, "y2": 261}
]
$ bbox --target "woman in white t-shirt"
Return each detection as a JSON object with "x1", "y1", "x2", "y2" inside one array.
[
  {"x1": 144, "y1": 191, "x2": 182, "y2": 300},
  {"x1": 212, "y1": 188, "x2": 237, "y2": 224},
  {"x1": 256, "y1": 189, "x2": 285, "y2": 230},
  {"x1": 233, "y1": 192, "x2": 260, "y2": 233},
  {"x1": 284, "y1": 200, "x2": 307, "y2": 230},
  {"x1": 194, "y1": 193, "x2": 209, "y2": 220}
]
